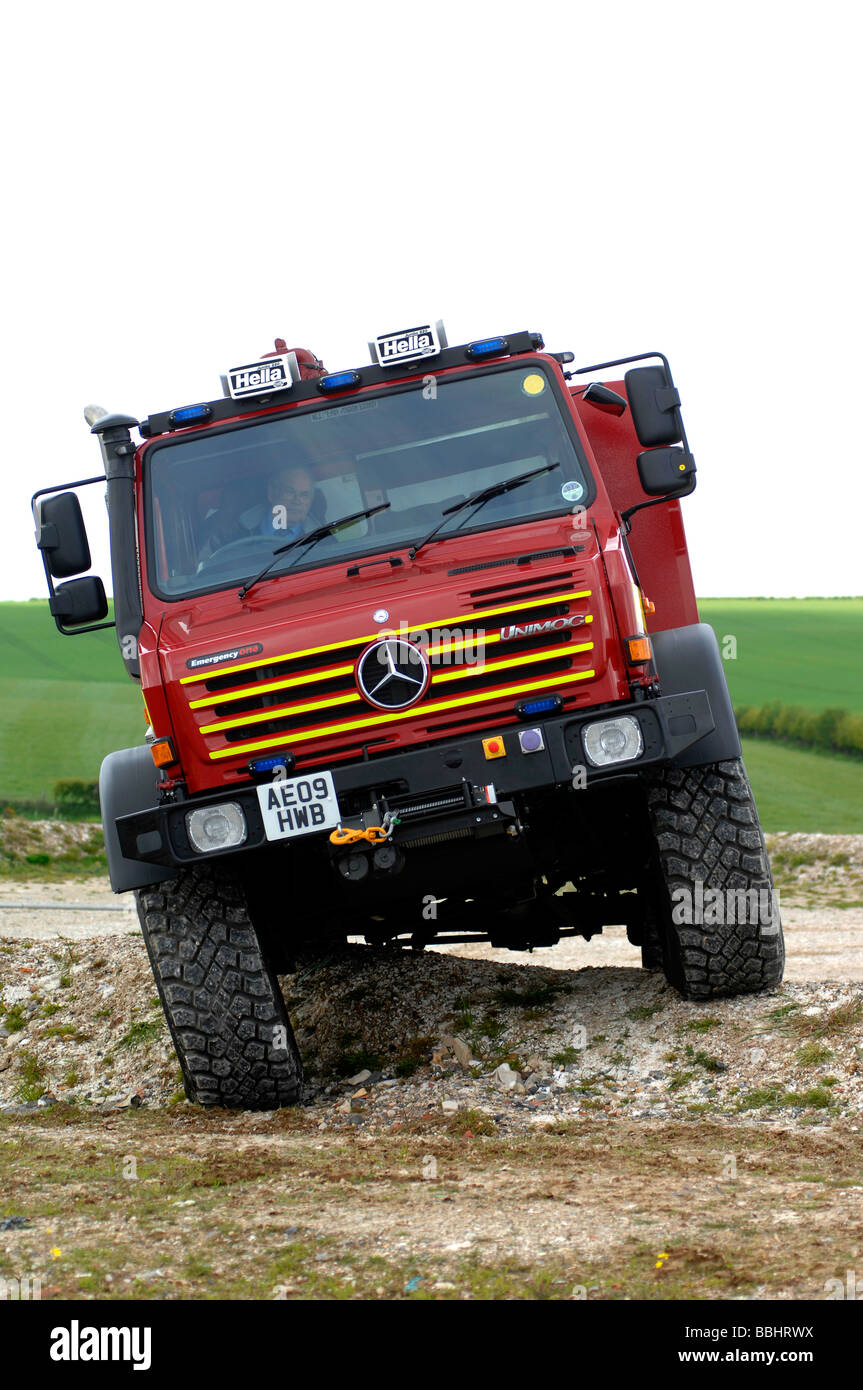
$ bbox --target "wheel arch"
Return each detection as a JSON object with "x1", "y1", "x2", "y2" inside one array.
[
  {"x1": 652, "y1": 622, "x2": 741, "y2": 768},
  {"x1": 99, "y1": 746, "x2": 175, "y2": 893}
]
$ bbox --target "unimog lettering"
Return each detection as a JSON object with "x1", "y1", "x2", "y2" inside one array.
[{"x1": 499, "y1": 615, "x2": 586, "y2": 641}]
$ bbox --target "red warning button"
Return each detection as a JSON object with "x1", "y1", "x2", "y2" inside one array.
[{"x1": 482, "y1": 736, "x2": 506, "y2": 759}]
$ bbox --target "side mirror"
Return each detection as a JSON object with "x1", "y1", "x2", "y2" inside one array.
[
  {"x1": 582, "y1": 382, "x2": 627, "y2": 417},
  {"x1": 637, "y1": 447, "x2": 696, "y2": 497},
  {"x1": 35, "y1": 492, "x2": 92, "y2": 577},
  {"x1": 49, "y1": 576, "x2": 109, "y2": 629},
  {"x1": 625, "y1": 365, "x2": 683, "y2": 447}
]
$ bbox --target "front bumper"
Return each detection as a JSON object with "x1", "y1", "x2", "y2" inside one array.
[{"x1": 116, "y1": 688, "x2": 716, "y2": 870}]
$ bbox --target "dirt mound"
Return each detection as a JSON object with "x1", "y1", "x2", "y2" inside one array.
[
  {"x1": 0, "y1": 815, "x2": 105, "y2": 878},
  {"x1": 2, "y1": 935, "x2": 861, "y2": 1131},
  {"x1": 766, "y1": 832, "x2": 863, "y2": 906}
]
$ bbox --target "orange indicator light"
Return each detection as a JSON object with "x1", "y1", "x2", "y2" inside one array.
[
  {"x1": 626, "y1": 637, "x2": 653, "y2": 664},
  {"x1": 150, "y1": 738, "x2": 177, "y2": 768}
]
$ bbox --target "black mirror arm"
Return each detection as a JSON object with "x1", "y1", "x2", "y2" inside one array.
[
  {"x1": 31, "y1": 476, "x2": 115, "y2": 637},
  {"x1": 618, "y1": 481, "x2": 695, "y2": 594},
  {"x1": 621, "y1": 479, "x2": 697, "y2": 533},
  {"x1": 574, "y1": 350, "x2": 692, "y2": 457}
]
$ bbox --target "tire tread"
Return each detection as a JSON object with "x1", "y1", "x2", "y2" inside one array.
[
  {"x1": 135, "y1": 865, "x2": 302, "y2": 1109},
  {"x1": 645, "y1": 758, "x2": 785, "y2": 1000}
]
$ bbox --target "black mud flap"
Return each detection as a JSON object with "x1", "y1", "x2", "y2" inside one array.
[
  {"x1": 652, "y1": 622, "x2": 741, "y2": 768},
  {"x1": 99, "y1": 746, "x2": 175, "y2": 894}
]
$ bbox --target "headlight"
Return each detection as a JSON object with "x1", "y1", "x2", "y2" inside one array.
[
  {"x1": 185, "y1": 802, "x2": 247, "y2": 853},
  {"x1": 583, "y1": 716, "x2": 643, "y2": 767}
]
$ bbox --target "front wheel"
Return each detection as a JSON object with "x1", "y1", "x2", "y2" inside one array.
[
  {"x1": 644, "y1": 758, "x2": 785, "y2": 1000},
  {"x1": 135, "y1": 863, "x2": 303, "y2": 1109}
]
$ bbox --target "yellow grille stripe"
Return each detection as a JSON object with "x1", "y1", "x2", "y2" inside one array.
[
  {"x1": 180, "y1": 588, "x2": 592, "y2": 685},
  {"x1": 431, "y1": 641, "x2": 593, "y2": 685},
  {"x1": 427, "y1": 632, "x2": 502, "y2": 658},
  {"x1": 199, "y1": 690, "x2": 362, "y2": 735},
  {"x1": 192, "y1": 614, "x2": 594, "y2": 708},
  {"x1": 208, "y1": 669, "x2": 596, "y2": 760},
  {"x1": 198, "y1": 642, "x2": 593, "y2": 733},
  {"x1": 425, "y1": 616, "x2": 590, "y2": 657},
  {"x1": 189, "y1": 662, "x2": 355, "y2": 710}
]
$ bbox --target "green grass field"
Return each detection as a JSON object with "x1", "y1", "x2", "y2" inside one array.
[
  {"x1": 0, "y1": 601, "x2": 142, "y2": 800},
  {"x1": 698, "y1": 598, "x2": 863, "y2": 712},
  {"x1": 1, "y1": 598, "x2": 861, "y2": 830},
  {"x1": 740, "y1": 738, "x2": 862, "y2": 833}
]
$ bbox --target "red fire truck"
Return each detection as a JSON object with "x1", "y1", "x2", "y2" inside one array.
[{"x1": 32, "y1": 322, "x2": 784, "y2": 1108}]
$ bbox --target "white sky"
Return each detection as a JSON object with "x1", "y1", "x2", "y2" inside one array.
[{"x1": 2, "y1": 0, "x2": 860, "y2": 600}]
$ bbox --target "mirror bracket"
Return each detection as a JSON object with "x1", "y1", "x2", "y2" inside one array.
[
  {"x1": 49, "y1": 577, "x2": 110, "y2": 634},
  {"x1": 655, "y1": 386, "x2": 681, "y2": 414},
  {"x1": 581, "y1": 381, "x2": 628, "y2": 417},
  {"x1": 31, "y1": 474, "x2": 114, "y2": 637},
  {"x1": 36, "y1": 521, "x2": 59, "y2": 553}
]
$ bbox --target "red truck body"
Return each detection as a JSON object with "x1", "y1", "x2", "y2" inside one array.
[
  {"x1": 31, "y1": 324, "x2": 784, "y2": 1110},
  {"x1": 134, "y1": 350, "x2": 692, "y2": 800}
]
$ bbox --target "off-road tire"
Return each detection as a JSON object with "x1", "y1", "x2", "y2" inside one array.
[
  {"x1": 644, "y1": 758, "x2": 785, "y2": 1000},
  {"x1": 135, "y1": 863, "x2": 303, "y2": 1109}
]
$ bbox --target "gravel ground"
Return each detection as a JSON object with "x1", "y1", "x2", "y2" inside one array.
[
  {"x1": 1, "y1": 882, "x2": 861, "y2": 976},
  {"x1": 2, "y1": 831, "x2": 861, "y2": 1129},
  {"x1": 2, "y1": 924, "x2": 861, "y2": 1132},
  {"x1": 2, "y1": 832, "x2": 862, "y2": 1300}
]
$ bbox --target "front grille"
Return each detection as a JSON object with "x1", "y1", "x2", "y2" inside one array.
[
  {"x1": 448, "y1": 546, "x2": 583, "y2": 576},
  {"x1": 463, "y1": 569, "x2": 574, "y2": 602},
  {"x1": 181, "y1": 577, "x2": 598, "y2": 764}
]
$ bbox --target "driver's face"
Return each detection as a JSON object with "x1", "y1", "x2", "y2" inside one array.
[{"x1": 268, "y1": 467, "x2": 314, "y2": 525}]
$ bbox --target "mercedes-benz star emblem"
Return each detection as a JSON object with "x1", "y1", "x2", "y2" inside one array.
[{"x1": 356, "y1": 638, "x2": 429, "y2": 711}]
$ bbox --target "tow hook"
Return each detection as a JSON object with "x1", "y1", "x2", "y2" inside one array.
[{"x1": 334, "y1": 811, "x2": 403, "y2": 880}]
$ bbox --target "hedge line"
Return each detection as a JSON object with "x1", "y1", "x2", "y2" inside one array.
[
  {"x1": 53, "y1": 779, "x2": 101, "y2": 812},
  {"x1": 735, "y1": 702, "x2": 863, "y2": 757}
]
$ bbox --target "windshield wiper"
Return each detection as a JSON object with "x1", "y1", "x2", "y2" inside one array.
[
  {"x1": 238, "y1": 502, "x2": 391, "y2": 599},
  {"x1": 408, "y1": 462, "x2": 561, "y2": 560}
]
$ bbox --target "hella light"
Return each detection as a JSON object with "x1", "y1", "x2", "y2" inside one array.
[
  {"x1": 466, "y1": 336, "x2": 509, "y2": 360},
  {"x1": 317, "y1": 370, "x2": 362, "y2": 393},
  {"x1": 583, "y1": 716, "x2": 643, "y2": 767},
  {"x1": 186, "y1": 802, "x2": 247, "y2": 853}
]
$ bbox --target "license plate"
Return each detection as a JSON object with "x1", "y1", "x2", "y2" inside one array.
[{"x1": 256, "y1": 771, "x2": 341, "y2": 841}]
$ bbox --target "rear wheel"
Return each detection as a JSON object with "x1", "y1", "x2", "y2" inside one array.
[
  {"x1": 135, "y1": 863, "x2": 303, "y2": 1109},
  {"x1": 644, "y1": 758, "x2": 785, "y2": 1000}
]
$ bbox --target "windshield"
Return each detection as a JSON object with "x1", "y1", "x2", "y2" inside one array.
[{"x1": 144, "y1": 362, "x2": 593, "y2": 598}]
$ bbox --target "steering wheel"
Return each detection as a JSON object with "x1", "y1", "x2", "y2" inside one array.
[{"x1": 196, "y1": 535, "x2": 278, "y2": 571}]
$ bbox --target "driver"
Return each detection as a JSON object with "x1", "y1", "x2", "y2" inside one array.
[
  {"x1": 260, "y1": 465, "x2": 315, "y2": 543},
  {"x1": 196, "y1": 464, "x2": 318, "y2": 567}
]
